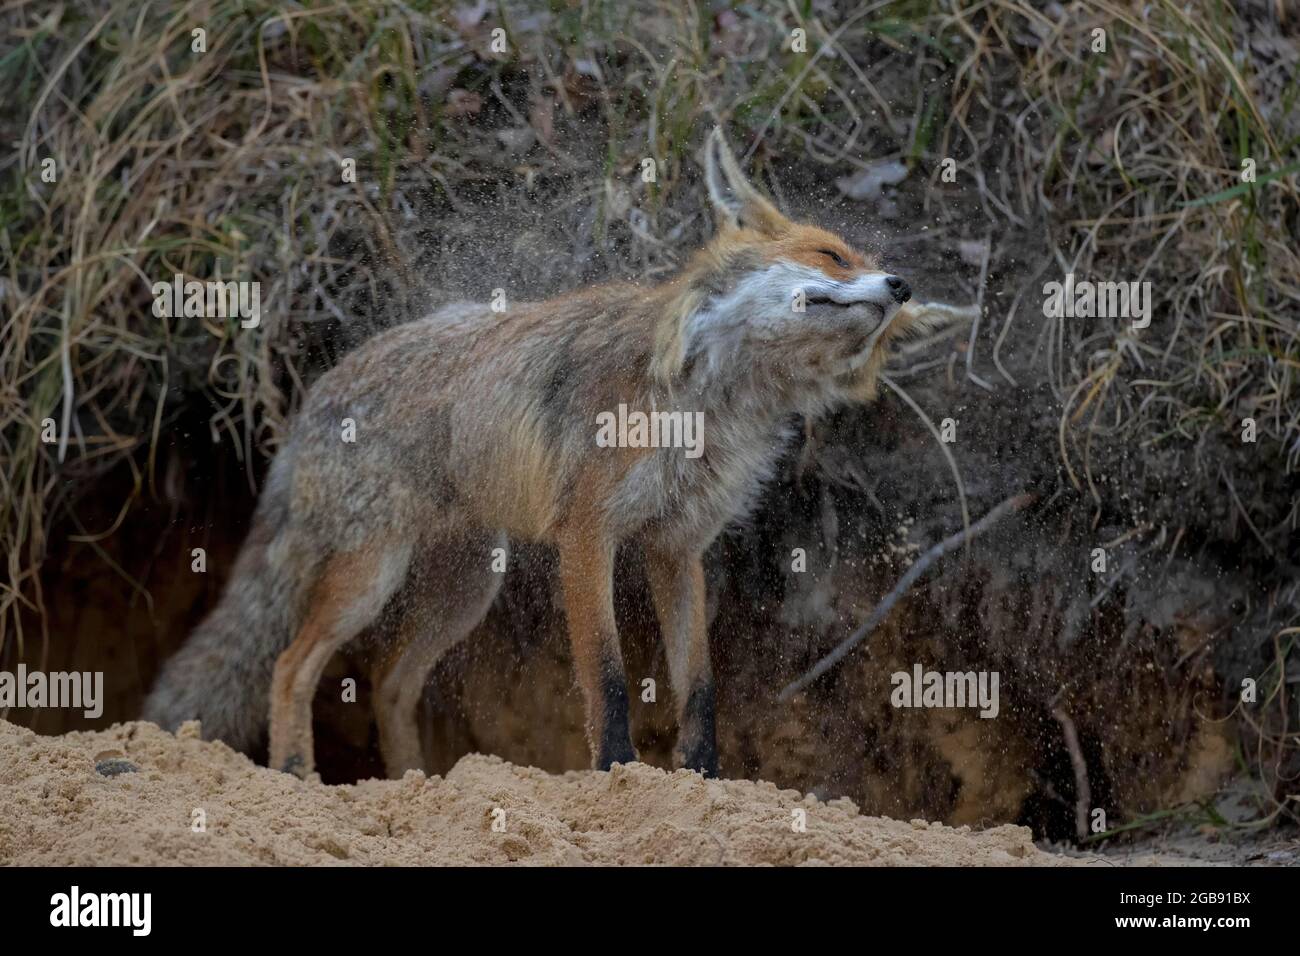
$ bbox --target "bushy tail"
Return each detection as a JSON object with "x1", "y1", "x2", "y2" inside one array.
[{"x1": 142, "y1": 450, "x2": 314, "y2": 752}]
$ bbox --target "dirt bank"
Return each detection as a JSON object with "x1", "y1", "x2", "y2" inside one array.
[{"x1": 0, "y1": 718, "x2": 1098, "y2": 867}]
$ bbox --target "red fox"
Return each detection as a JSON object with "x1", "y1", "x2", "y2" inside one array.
[{"x1": 144, "y1": 128, "x2": 971, "y2": 779}]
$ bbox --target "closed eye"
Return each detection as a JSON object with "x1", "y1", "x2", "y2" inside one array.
[{"x1": 818, "y1": 248, "x2": 849, "y2": 269}]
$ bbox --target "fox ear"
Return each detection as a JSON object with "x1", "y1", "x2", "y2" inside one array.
[{"x1": 703, "y1": 127, "x2": 788, "y2": 236}]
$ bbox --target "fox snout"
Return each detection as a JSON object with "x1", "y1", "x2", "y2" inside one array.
[{"x1": 801, "y1": 271, "x2": 909, "y2": 313}]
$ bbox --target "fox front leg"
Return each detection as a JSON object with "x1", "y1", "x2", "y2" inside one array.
[{"x1": 556, "y1": 525, "x2": 637, "y2": 771}]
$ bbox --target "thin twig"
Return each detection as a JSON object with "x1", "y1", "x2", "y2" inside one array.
[
  {"x1": 777, "y1": 492, "x2": 1037, "y2": 702},
  {"x1": 1219, "y1": 465, "x2": 1275, "y2": 558},
  {"x1": 965, "y1": 231, "x2": 994, "y2": 391},
  {"x1": 1051, "y1": 705, "x2": 1092, "y2": 843},
  {"x1": 882, "y1": 374, "x2": 971, "y2": 541}
]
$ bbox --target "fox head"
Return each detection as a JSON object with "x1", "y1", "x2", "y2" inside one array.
[{"x1": 656, "y1": 128, "x2": 917, "y2": 403}]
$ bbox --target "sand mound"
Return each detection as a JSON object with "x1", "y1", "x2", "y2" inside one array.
[{"x1": 0, "y1": 718, "x2": 1086, "y2": 866}]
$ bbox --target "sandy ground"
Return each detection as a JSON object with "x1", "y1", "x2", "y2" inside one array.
[
  {"x1": 1, "y1": 718, "x2": 1286, "y2": 866},
  {"x1": 1, "y1": 718, "x2": 1083, "y2": 866}
]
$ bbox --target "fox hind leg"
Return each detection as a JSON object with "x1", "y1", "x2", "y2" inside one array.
[
  {"x1": 371, "y1": 531, "x2": 506, "y2": 778},
  {"x1": 269, "y1": 538, "x2": 413, "y2": 777}
]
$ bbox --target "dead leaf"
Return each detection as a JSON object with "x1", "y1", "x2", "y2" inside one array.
[
  {"x1": 836, "y1": 159, "x2": 909, "y2": 201},
  {"x1": 959, "y1": 239, "x2": 989, "y2": 267},
  {"x1": 452, "y1": 0, "x2": 489, "y2": 34},
  {"x1": 530, "y1": 96, "x2": 555, "y2": 146},
  {"x1": 445, "y1": 89, "x2": 482, "y2": 118}
]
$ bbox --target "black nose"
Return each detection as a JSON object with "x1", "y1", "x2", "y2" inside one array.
[{"x1": 886, "y1": 275, "x2": 911, "y2": 303}]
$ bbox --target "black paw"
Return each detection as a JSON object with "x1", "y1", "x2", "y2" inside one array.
[
  {"x1": 675, "y1": 738, "x2": 719, "y2": 778},
  {"x1": 278, "y1": 753, "x2": 307, "y2": 777},
  {"x1": 594, "y1": 660, "x2": 635, "y2": 771},
  {"x1": 676, "y1": 682, "x2": 718, "y2": 776},
  {"x1": 595, "y1": 738, "x2": 638, "y2": 771}
]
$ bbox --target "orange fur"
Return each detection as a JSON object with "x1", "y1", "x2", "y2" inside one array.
[{"x1": 148, "y1": 127, "x2": 966, "y2": 780}]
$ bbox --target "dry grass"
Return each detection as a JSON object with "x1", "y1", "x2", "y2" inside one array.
[{"x1": 1, "y1": 0, "x2": 1297, "y2": 817}]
